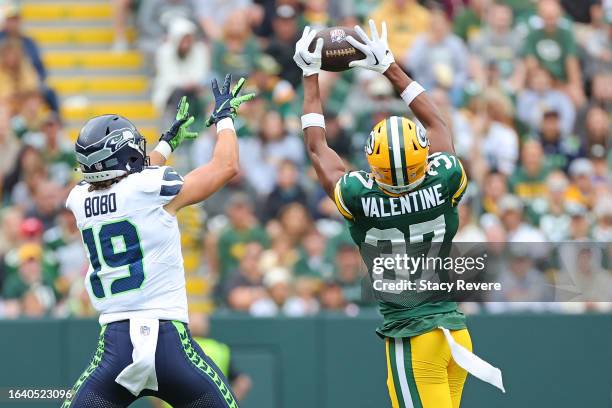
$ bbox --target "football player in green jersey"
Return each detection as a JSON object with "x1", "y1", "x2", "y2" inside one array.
[{"x1": 294, "y1": 20, "x2": 504, "y2": 408}]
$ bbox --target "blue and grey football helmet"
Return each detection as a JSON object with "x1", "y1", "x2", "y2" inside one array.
[{"x1": 75, "y1": 115, "x2": 148, "y2": 183}]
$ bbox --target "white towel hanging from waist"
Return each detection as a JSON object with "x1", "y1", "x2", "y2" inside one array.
[
  {"x1": 440, "y1": 327, "x2": 505, "y2": 393},
  {"x1": 115, "y1": 318, "x2": 160, "y2": 396}
]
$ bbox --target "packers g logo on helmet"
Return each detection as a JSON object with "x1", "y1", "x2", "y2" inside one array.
[
  {"x1": 416, "y1": 124, "x2": 428, "y2": 148},
  {"x1": 365, "y1": 131, "x2": 375, "y2": 155},
  {"x1": 365, "y1": 116, "x2": 429, "y2": 194}
]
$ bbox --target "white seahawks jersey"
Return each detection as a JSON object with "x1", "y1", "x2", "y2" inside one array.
[{"x1": 66, "y1": 166, "x2": 188, "y2": 324}]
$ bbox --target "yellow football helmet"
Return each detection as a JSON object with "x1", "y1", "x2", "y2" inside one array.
[{"x1": 365, "y1": 116, "x2": 429, "y2": 194}]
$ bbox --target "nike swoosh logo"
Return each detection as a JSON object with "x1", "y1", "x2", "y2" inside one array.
[
  {"x1": 373, "y1": 54, "x2": 379, "y2": 65},
  {"x1": 300, "y1": 55, "x2": 311, "y2": 66}
]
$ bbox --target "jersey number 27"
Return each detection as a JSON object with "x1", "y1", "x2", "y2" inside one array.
[{"x1": 82, "y1": 220, "x2": 145, "y2": 298}]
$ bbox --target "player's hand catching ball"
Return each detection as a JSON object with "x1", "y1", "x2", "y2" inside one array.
[
  {"x1": 205, "y1": 74, "x2": 256, "y2": 127},
  {"x1": 293, "y1": 26, "x2": 324, "y2": 77},
  {"x1": 160, "y1": 96, "x2": 198, "y2": 151},
  {"x1": 346, "y1": 19, "x2": 395, "y2": 74}
]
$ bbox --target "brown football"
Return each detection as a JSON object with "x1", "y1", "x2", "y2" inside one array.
[{"x1": 309, "y1": 27, "x2": 366, "y2": 72}]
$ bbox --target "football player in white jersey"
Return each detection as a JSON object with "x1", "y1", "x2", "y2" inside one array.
[{"x1": 62, "y1": 75, "x2": 253, "y2": 408}]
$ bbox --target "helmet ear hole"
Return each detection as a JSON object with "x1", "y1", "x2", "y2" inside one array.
[{"x1": 105, "y1": 127, "x2": 110, "y2": 135}]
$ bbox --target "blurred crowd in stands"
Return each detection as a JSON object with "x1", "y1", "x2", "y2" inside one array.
[{"x1": 0, "y1": 0, "x2": 610, "y2": 319}]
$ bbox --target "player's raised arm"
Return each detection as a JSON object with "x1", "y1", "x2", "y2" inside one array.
[
  {"x1": 346, "y1": 20, "x2": 455, "y2": 154},
  {"x1": 294, "y1": 27, "x2": 346, "y2": 198},
  {"x1": 164, "y1": 74, "x2": 255, "y2": 215}
]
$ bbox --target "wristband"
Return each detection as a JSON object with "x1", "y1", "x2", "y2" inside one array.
[
  {"x1": 153, "y1": 140, "x2": 172, "y2": 159},
  {"x1": 216, "y1": 117, "x2": 235, "y2": 133},
  {"x1": 301, "y1": 113, "x2": 325, "y2": 130},
  {"x1": 401, "y1": 82, "x2": 425, "y2": 106}
]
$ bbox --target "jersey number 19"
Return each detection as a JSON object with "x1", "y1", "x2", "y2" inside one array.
[{"x1": 82, "y1": 220, "x2": 145, "y2": 298}]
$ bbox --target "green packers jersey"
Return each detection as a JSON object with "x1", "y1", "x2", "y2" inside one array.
[{"x1": 334, "y1": 152, "x2": 468, "y2": 338}]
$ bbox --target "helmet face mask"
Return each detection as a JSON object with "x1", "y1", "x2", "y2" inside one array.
[
  {"x1": 75, "y1": 115, "x2": 148, "y2": 183},
  {"x1": 365, "y1": 116, "x2": 429, "y2": 195}
]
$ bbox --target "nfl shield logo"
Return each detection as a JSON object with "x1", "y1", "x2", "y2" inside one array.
[
  {"x1": 330, "y1": 29, "x2": 347, "y2": 43},
  {"x1": 140, "y1": 325, "x2": 150, "y2": 336},
  {"x1": 94, "y1": 162, "x2": 103, "y2": 170}
]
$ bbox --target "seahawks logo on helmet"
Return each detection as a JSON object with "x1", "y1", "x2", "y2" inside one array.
[
  {"x1": 416, "y1": 125, "x2": 428, "y2": 148},
  {"x1": 364, "y1": 131, "x2": 375, "y2": 155},
  {"x1": 76, "y1": 114, "x2": 148, "y2": 183},
  {"x1": 76, "y1": 128, "x2": 139, "y2": 168}
]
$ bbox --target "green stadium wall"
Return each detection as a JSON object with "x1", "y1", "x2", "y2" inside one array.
[{"x1": 0, "y1": 312, "x2": 610, "y2": 408}]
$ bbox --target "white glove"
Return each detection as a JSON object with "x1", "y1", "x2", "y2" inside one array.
[
  {"x1": 346, "y1": 19, "x2": 395, "y2": 74},
  {"x1": 293, "y1": 26, "x2": 324, "y2": 77}
]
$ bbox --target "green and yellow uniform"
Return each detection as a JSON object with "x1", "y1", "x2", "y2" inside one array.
[
  {"x1": 335, "y1": 152, "x2": 468, "y2": 338},
  {"x1": 333, "y1": 116, "x2": 472, "y2": 408}
]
